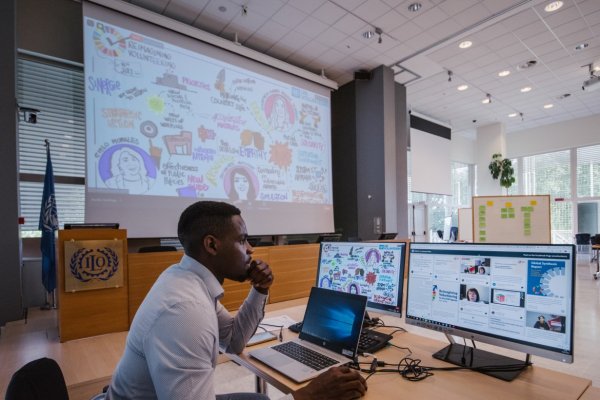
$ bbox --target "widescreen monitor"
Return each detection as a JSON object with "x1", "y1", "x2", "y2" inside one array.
[
  {"x1": 316, "y1": 241, "x2": 406, "y2": 316},
  {"x1": 406, "y1": 242, "x2": 575, "y2": 380}
]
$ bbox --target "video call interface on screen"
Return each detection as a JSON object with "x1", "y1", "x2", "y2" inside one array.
[
  {"x1": 406, "y1": 243, "x2": 575, "y2": 360},
  {"x1": 315, "y1": 242, "x2": 406, "y2": 316}
]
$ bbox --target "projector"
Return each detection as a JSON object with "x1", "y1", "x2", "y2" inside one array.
[{"x1": 582, "y1": 74, "x2": 600, "y2": 92}]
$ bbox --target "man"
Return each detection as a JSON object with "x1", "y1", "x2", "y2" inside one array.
[{"x1": 107, "y1": 201, "x2": 367, "y2": 399}]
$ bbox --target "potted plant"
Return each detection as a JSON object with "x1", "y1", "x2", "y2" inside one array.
[{"x1": 488, "y1": 153, "x2": 515, "y2": 189}]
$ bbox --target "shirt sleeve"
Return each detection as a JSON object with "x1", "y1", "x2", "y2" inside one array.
[
  {"x1": 217, "y1": 287, "x2": 268, "y2": 354},
  {"x1": 143, "y1": 300, "x2": 218, "y2": 400}
]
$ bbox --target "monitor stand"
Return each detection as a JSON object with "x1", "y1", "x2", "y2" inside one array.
[{"x1": 432, "y1": 334, "x2": 531, "y2": 381}]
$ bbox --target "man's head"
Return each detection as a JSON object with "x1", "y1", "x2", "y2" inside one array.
[{"x1": 178, "y1": 201, "x2": 252, "y2": 283}]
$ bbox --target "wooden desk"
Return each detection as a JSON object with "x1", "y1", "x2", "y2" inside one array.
[{"x1": 231, "y1": 299, "x2": 591, "y2": 400}]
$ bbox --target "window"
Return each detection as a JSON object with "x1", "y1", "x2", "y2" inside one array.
[
  {"x1": 577, "y1": 144, "x2": 600, "y2": 198},
  {"x1": 17, "y1": 57, "x2": 85, "y2": 237},
  {"x1": 520, "y1": 150, "x2": 571, "y2": 243}
]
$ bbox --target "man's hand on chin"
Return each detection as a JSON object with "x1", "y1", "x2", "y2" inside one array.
[{"x1": 247, "y1": 259, "x2": 273, "y2": 295}]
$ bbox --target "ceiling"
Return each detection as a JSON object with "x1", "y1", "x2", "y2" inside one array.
[{"x1": 124, "y1": 0, "x2": 600, "y2": 138}]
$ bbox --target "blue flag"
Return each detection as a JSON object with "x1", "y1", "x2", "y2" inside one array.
[{"x1": 39, "y1": 143, "x2": 59, "y2": 293}]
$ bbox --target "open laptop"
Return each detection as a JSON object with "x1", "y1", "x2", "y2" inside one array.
[{"x1": 249, "y1": 286, "x2": 367, "y2": 383}]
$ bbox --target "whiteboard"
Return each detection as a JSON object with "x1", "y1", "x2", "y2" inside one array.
[
  {"x1": 472, "y1": 195, "x2": 551, "y2": 244},
  {"x1": 458, "y1": 208, "x2": 472, "y2": 242}
]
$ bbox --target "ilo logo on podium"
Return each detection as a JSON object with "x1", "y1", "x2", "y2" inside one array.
[{"x1": 64, "y1": 239, "x2": 124, "y2": 292}]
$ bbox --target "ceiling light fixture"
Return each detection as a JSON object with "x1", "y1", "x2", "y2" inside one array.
[
  {"x1": 520, "y1": 86, "x2": 532, "y2": 93},
  {"x1": 544, "y1": 104, "x2": 554, "y2": 109},
  {"x1": 459, "y1": 40, "x2": 472, "y2": 49},
  {"x1": 508, "y1": 113, "x2": 518, "y2": 118},
  {"x1": 408, "y1": 2, "x2": 422, "y2": 12},
  {"x1": 574, "y1": 43, "x2": 589, "y2": 51},
  {"x1": 375, "y1": 27, "x2": 383, "y2": 44},
  {"x1": 498, "y1": 70, "x2": 510, "y2": 77},
  {"x1": 544, "y1": 1, "x2": 563, "y2": 12},
  {"x1": 363, "y1": 31, "x2": 374, "y2": 39},
  {"x1": 457, "y1": 84, "x2": 469, "y2": 91},
  {"x1": 218, "y1": 5, "x2": 227, "y2": 12},
  {"x1": 482, "y1": 93, "x2": 492, "y2": 104}
]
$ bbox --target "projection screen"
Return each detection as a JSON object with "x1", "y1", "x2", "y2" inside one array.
[{"x1": 83, "y1": 2, "x2": 334, "y2": 237}]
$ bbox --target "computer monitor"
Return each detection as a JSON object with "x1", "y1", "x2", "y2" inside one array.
[
  {"x1": 406, "y1": 242, "x2": 575, "y2": 381},
  {"x1": 316, "y1": 241, "x2": 406, "y2": 316},
  {"x1": 378, "y1": 232, "x2": 397, "y2": 240}
]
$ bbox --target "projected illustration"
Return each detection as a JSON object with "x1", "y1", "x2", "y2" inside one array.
[{"x1": 84, "y1": 18, "x2": 332, "y2": 203}]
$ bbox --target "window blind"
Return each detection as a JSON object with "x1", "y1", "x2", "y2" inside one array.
[{"x1": 17, "y1": 57, "x2": 86, "y2": 236}]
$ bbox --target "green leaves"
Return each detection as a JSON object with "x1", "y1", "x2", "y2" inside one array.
[{"x1": 488, "y1": 153, "x2": 515, "y2": 189}]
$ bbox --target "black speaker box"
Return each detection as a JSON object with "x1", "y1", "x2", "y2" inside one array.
[{"x1": 354, "y1": 70, "x2": 371, "y2": 80}]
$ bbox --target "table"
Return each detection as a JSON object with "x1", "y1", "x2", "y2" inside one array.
[{"x1": 230, "y1": 299, "x2": 591, "y2": 400}]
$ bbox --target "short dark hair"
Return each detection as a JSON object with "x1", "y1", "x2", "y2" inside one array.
[{"x1": 177, "y1": 201, "x2": 241, "y2": 256}]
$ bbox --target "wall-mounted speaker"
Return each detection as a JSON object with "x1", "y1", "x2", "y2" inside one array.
[{"x1": 354, "y1": 70, "x2": 371, "y2": 80}]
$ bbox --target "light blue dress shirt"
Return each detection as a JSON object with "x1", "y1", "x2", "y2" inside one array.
[{"x1": 108, "y1": 254, "x2": 267, "y2": 399}]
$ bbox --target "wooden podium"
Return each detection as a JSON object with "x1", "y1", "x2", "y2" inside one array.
[{"x1": 57, "y1": 229, "x2": 129, "y2": 342}]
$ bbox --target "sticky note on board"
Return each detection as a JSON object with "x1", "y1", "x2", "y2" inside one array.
[
  {"x1": 506, "y1": 202, "x2": 512, "y2": 207},
  {"x1": 487, "y1": 201, "x2": 494, "y2": 206},
  {"x1": 531, "y1": 200, "x2": 537, "y2": 205}
]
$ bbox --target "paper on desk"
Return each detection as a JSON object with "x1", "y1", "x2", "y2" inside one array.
[{"x1": 258, "y1": 315, "x2": 297, "y2": 332}]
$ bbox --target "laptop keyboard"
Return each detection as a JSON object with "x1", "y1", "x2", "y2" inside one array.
[{"x1": 272, "y1": 341, "x2": 339, "y2": 371}]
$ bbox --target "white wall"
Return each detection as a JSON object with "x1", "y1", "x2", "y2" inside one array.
[
  {"x1": 507, "y1": 114, "x2": 600, "y2": 158},
  {"x1": 451, "y1": 134, "x2": 477, "y2": 164}
]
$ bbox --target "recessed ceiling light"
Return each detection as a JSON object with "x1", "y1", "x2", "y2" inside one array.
[
  {"x1": 544, "y1": 103, "x2": 554, "y2": 109},
  {"x1": 218, "y1": 5, "x2": 227, "y2": 12},
  {"x1": 408, "y1": 2, "x2": 422, "y2": 12},
  {"x1": 482, "y1": 98, "x2": 490, "y2": 104},
  {"x1": 574, "y1": 43, "x2": 589, "y2": 51},
  {"x1": 459, "y1": 41, "x2": 472, "y2": 49},
  {"x1": 517, "y1": 60, "x2": 537, "y2": 70},
  {"x1": 363, "y1": 31, "x2": 374, "y2": 39},
  {"x1": 498, "y1": 70, "x2": 511, "y2": 77},
  {"x1": 457, "y1": 84, "x2": 469, "y2": 91},
  {"x1": 520, "y1": 86, "x2": 532, "y2": 93},
  {"x1": 544, "y1": 1, "x2": 563, "y2": 12},
  {"x1": 508, "y1": 113, "x2": 518, "y2": 117}
]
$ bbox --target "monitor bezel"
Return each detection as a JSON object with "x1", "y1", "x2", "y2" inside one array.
[
  {"x1": 405, "y1": 242, "x2": 576, "y2": 363},
  {"x1": 315, "y1": 241, "x2": 406, "y2": 317}
]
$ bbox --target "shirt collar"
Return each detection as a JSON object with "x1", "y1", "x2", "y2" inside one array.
[{"x1": 179, "y1": 254, "x2": 224, "y2": 301}]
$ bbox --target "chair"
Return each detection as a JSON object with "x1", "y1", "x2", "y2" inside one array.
[
  {"x1": 138, "y1": 245, "x2": 177, "y2": 253},
  {"x1": 5, "y1": 357, "x2": 68, "y2": 400},
  {"x1": 575, "y1": 233, "x2": 592, "y2": 255},
  {"x1": 5, "y1": 357, "x2": 107, "y2": 400}
]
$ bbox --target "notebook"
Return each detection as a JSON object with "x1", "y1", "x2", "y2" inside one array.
[{"x1": 249, "y1": 286, "x2": 367, "y2": 383}]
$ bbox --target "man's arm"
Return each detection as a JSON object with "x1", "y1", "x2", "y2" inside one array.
[
  {"x1": 218, "y1": 259, "x2": 274, "y2": 353},
  {"x1": 144, "y1": 301, "x2": 219, "y2": 399}
]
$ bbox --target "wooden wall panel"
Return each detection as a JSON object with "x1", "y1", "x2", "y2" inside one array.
[
  {"x1": 127, "y1": 251, "x2": 183, "y2": 324},
  {"x1": 268, "y1": 244, "x2": 320, "y2": 303},
  {"x1": 58, "y1": 229, "x2": 129, "y2": 342}
]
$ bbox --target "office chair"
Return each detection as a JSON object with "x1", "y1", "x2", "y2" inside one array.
[
  {"x1": 138, "y1": 245, "x2": 177, "y2": 253},
  {"x1": 5, "y1": 358, "x2": 68, "y2": 400},
  {"x1": 6, "y1": 357, "x2": 107, "y2": 400}
]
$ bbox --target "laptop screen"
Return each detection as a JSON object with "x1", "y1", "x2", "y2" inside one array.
[{"x1": 299, "y1": 287, "x2": 367, "y2": 358}]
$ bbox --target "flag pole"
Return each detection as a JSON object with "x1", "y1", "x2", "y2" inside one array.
[{"x1": 40, "y1": 139, "x2": 58, "y2": 311}]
